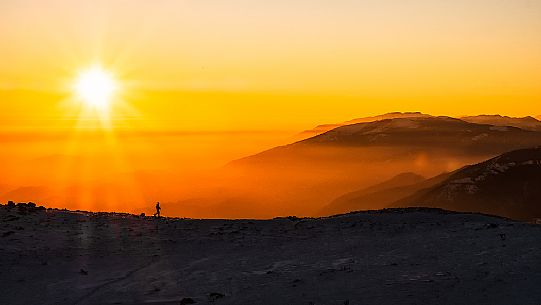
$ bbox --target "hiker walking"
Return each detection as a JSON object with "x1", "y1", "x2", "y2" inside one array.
[{"x1": 154, "y1": 202, "x2": 161, "y2": 218}]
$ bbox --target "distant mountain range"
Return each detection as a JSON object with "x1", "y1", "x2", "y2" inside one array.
[
  {"x1": 318, "y1": 172, "x2": 433, "y2": 216},
  {"x1": 460, "y1": 115, "x2": 541, "y2": 131},
  {"x1": 299, "y1": 116, "x2": 540, "y2": 152},
  {"x1": 295, "y1": 112, "x2": 431, "y2": 139},
  {"x1": 167, "y1": 115, "x2": 541, "y2": 218},
  {"x1": 297, "y1": 113, "x2": 541, "y2": 139}
]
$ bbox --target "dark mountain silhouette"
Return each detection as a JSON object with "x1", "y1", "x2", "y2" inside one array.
[
  {"x1": 342, "y1": 172, "x2": 426, "y2": 195},
  {"x1": 318, "y1": 172, "x2": 425, "y2": 216},
  {"x1": 392, "y1": 147, "x2": 541, "y2": 221},
  {"x1": 460, "y1": 115, "x2": 541, "y2": 131}
]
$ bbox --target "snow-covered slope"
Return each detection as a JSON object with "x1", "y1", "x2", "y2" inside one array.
[
  {"x1": 301, "y1": 117, "x2": 541, "y2": 148},
  {"x1": 393, "y1": 147, "x2": 541, "y2": 221},
  {"x1": 295, "y1": 113, "x2": 541, "y2": 141},
  {"x1": 2, "y1": 205, "x2": 541, "y2": 305}
]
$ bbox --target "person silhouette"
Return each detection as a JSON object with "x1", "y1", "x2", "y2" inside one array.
[{"x1": 154, "y1": 202, "x2": 161, "y2": 218}]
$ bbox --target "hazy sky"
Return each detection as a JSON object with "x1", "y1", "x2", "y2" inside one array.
[{"x1": 1, "y1": 0, "x2": 541, "y2": 130}]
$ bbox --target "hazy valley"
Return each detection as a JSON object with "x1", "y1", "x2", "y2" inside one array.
[
  {"x1": 164, "y1": 114, "x2": 541, "y2": 219},
  {"x1": 3, "y1": 113, "x2": 541, "y2": 220}
]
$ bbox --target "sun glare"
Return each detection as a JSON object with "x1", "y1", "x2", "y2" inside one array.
[{"x1": 74, "y1": 66, "x2": 117, "y2": 109}]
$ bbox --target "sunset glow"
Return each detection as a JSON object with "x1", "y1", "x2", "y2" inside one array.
[
  {"x1": 0, "y1": 0, "x2": 540, "y2": 216},
  {"x1": 3, "y1": 2, "x2": 541, "y2": 303},
  {"x1": 74, "y1": 66, "x2": 117, "y2": 109}
]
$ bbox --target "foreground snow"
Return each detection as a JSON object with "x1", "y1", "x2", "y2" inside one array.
[{"x1": 1, "y1": 205, "x2": 541, "y2": 305}]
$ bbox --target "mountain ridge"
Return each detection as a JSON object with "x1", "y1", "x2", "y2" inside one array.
[
  {"x1": 296, "y1": 112, "x2": 541, "y2": 140},
  {"x1": 391, "y1": 147, "x2": 541, "y2": 221},
  {"x1": 319, "y1": 172, "x2": 447, "y2": 216}
]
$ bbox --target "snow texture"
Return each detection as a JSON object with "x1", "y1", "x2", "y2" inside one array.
[{"x1": 2, "y1": 206, "x2": 541, "y2": 305}]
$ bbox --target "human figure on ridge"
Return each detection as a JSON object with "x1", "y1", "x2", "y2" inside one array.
[{"x1": 154, "y1": 202, "x2": 161, "y2": 218}]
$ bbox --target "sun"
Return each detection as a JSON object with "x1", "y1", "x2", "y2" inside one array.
[{"x1": 74, "y1": 66, "x2": 117, "y2": 109}]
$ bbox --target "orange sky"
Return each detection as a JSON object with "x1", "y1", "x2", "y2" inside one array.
[
  {"x1": 1, "y1": 0, "x2": 540, "y2": 133},
  {"x1": 1, "y1": 0, "x2": 541, "y2": 213}
]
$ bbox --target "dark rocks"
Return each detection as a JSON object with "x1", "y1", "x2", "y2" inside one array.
[
  {"x1": 208, "y1": 292, "x2": 225, "y2": 301},
  {"x1": 2, "y1": 231, "x2": 15, "y2": 237},
  {"x1": 4, "y1": 202, "x2": 46, "y2": 214},
  {"x1": 180, "y1": 297, "x2": 196, "y2": 305},
  {"x1": 273, "y1": 215, "x2": 302, "y2": 221},
  {"x1": 485, "y1": 223, "x2": 499, "y2": 229},
  {"x1": 6, "y1": 215, "x2": 19, "y2": 222}
]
